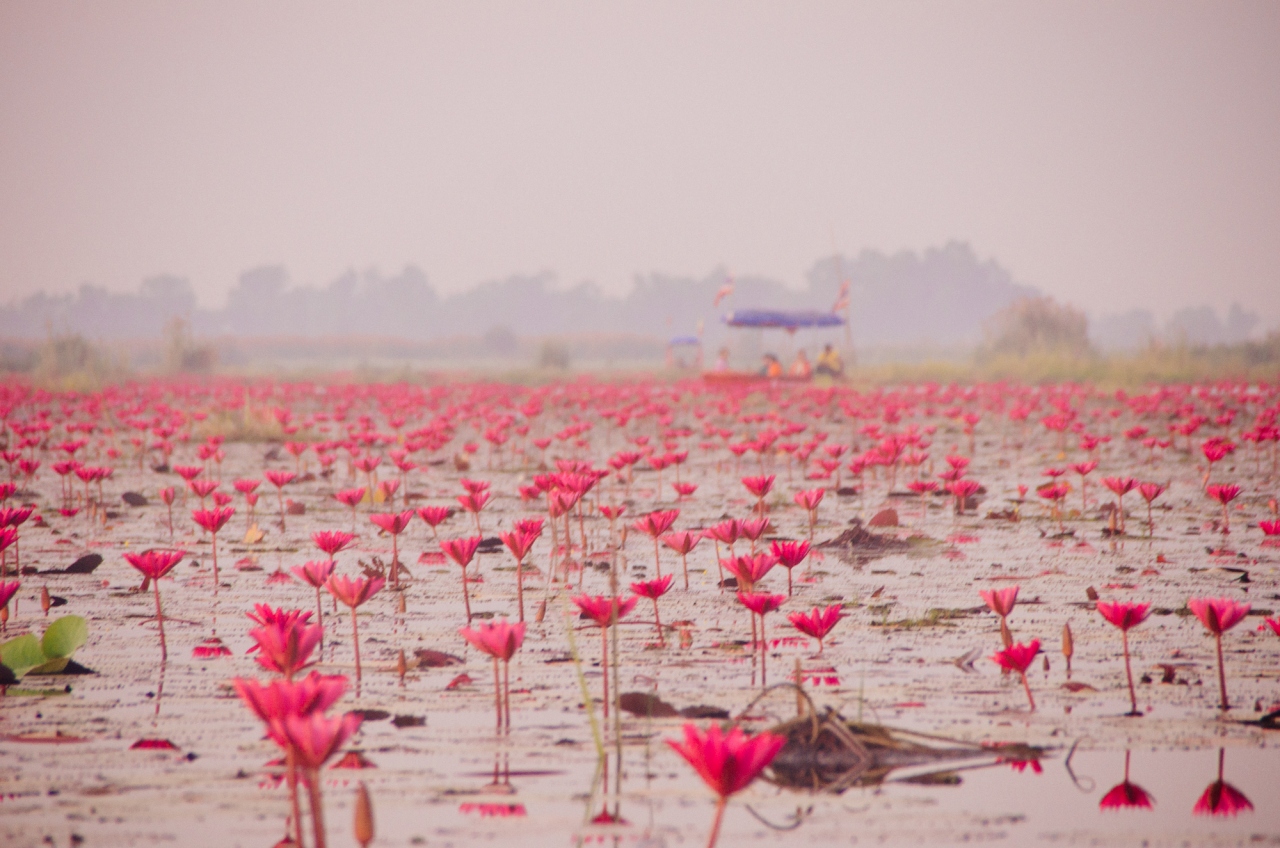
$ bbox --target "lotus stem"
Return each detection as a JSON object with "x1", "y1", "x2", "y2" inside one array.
[
  {"x1": 286, "y1": 749, "x2": 303, "y2": 848},
  {"x1": 307, "y1": 768, "x2": 327, "y2": 848},
  {"x1": 600, "y1": 626, "x2": 610, "y2": 719},
  {"x1": 152, "y1": 580, "x2": 167, "y2": 662},
  {"x1": 1215, "y1": 632, "x2": 1229, "y2": 710},
  {"x1": 492, "y1": 657, "x2": 502, "y2": 732},
  {"x1": 515, "y1": 556, "x2": 525, "y2": 623},
  {"x1": 706, "y1": 796, "x2": 728, "y2": 848},
  {"x1": 1122, "y1": 630, "x2": 1138, "y2": 715},
  {"x1": 351, "y1": 608, "x2": 362, "y2": 685},
  {"x1": 502, "y1": 658, "x2": 512, "y2": 732}
]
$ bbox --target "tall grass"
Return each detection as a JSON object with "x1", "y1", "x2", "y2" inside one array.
[{"x1": 851, "y1": 337, "x2": 1280, "y2": 388}]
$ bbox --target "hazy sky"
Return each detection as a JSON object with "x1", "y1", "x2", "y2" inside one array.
[{"x1": 2, "y1": 1, "x2": 1278, "y2": 324}]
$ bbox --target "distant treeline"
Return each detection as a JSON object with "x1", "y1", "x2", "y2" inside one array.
[
  {"x1": 2, "y1": 241, "x2": 1263, "y2": 355},
  {"x1": 2, "y1": 243, "x2": 1035, "y2": 349}
]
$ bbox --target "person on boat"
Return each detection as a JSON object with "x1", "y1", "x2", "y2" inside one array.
[
  {"x1": 815, "y1": 344, "x2": 844, "y2": 377},
  {"x1": 759, "y1": 353, "x2": 783, "y2": 378},
  {"x1": 789, "y1": 350, "x2": 812, "y2": 379},
  {"x1": 712, "y1": 347, "x2": 731, "y2": 372}
]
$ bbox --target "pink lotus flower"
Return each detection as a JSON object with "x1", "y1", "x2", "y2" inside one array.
[
  {"x1": 633, "y1": 508, "x2": 679, "y2": 539},
  {"x1": 191, "y1": 636, "x2": 233, "y2": 658},
  {"x1": 769, "y1": 539, "x2": 809, "y2": 596},
  {"x1": 631, "y1": 574, "x2": 674, "y2": 644},
  {"x1": 1099, "y1": 779, "x2": 1155, "y2": 810},
  {"x1": 741, "y1": 475, "x2": 774, "y2": 514},
  {"x1": 0, "y1": 579, "x2": 18, "y2": 610},
  {"x1": 661, "y1": 530, "x2": 701, "y2": 590},
  {"x1": 703, "y1": 519, "x2": 741, "y2": 586},
  {"x1": 279, "y1": 708, "x2": 365, "y2": 847},
  {"x1": 250, "y1": 620, "x2": 324, "y2": 680},
  {"x1": 460, "y1": 477, "x2": 490, "y2": 495},
  {"x1": 192, "y1": 505, "x2": 233, "y2": 533},
  {"x1": 234, "y1": 478, "x2": 261, "y2": 495},
  {"x1": 1205, "y1": 483, "x2": 1242, "y2": 534},
  {"x1": 673, "y1": 482, "x2": 697, "y2": 499},
  {"x1": 1188, "y1": 596, "x2": 1251, "y2": 710},
  {"x1": 1101, "y1": 477, "x2": 1138, "y2": 533},
  {"x1": 788, "y1": 603, "x2": 843, "y2": 655},
  {"x1": 738, "y1": 517, "x2": 769, "y2": 550},
  {"x1": 264, "y1": 469, "x2": 297, "y2": 531},
  {"x1": 737, "y1": 591, "x2": 785, "y2": 685},
  {"x1": 793, "y1": 487, "x2": 824, "y2": 511},
  {"x1": 573, "y1": 593, "x2": 637, "y2": 628},
  {"x1": 1193, "y1": 750, "x2": 1253, "y2": 817},
  {"x1": 1099, "y1": 750, "x2": 1154, "y2": 811},
  {"x1": 793, "y1": 487, "x2": 824, "y2": 541},
  {"x1": 947, "y1": 479, "x2": 981, "y2": 515},
  {"x1": 1201, "y1": 439, "x2": 1234, "y2": 488},
  {"x1": 634, "y1": 509, "x2": 679, "y2": 578},
  {"x1": 704, "y1": 518, "x2": 741, "y2": 547},
  {"x1": 460, "y1": 619, "x2": 525, "y2": 662},
  {"x1": 456, "y1": 490, "x2": 490, "y2": 535},
  {"x1": 736, "y1": 591, "x2": 784, "y2": 616},
  {"x1": 327, "y1": 574, "x2": 383, "y2": 610},
  {"x1": 442, "y1": 535, "x2": 484, "y2": 623},
  {"x1": 721, "y1": 553, "x2": 776, "y2": 593},
  {"x1": 247, "y1": 604, "x2": 314, "y2": 628},
  {"x1": 159, "y1": 486, "x2": 176, "y2": 538},
  {"x1": 500, "y1": 527, "x2": 538, "y2": 622},
  {"x1": 123, "y1": 550, "x2": 186, "y2": 666},
  {"x1": 1137, "y1": 481, "x2": 1166, "y2": 536},
  {"x1": 459, "y1": 619, "x2": 526, "y2": 731},
  {"x1": 370, "y1": 511, "x2": 414, "y2": 589},
  {"x1": 326, "y1": 574, "x2": 385, "y2": 685},
  {"x1": 905, "y1": 479, "x2": 937, "y2": 519},
  {"x1": 233, "y1": 672, "x2": 348, "y2": 723},
  {"x1": 0, "y1": 578, "x2": 18, "y2": 634},
  {"x1": 1097, "y1": 601, "x2": 1151, "y2": 716},
  {"x1": 416, "y1": 504, "x2": 450, "y2": 541},
  {"x1": 377, "y1": 477, "x2": 399, "y2": 503},
  {"x1": 188, "y1": 478, "x2": 220, "y2": 504},
  {"x1": 980, "y1": 585, "x2": 1018, "y2": 646},
  {"x1": 335, "y1": 487, "x2": 366, "y2": 530},
  {"x1": 991, "y1": 639, "x2": 1041, "y2": 711},
  {"x1": 666, "y1": 723, "x2": 786, "y2": 848},
  {"x1": 571, "y1": 594, "x2": 637, "y2": 718},
  {"x1": 1071, "y1": 460, "x2": 1098, "y2": 511},
  {"x1": 291, "y1": 560, "x2": 336, "y2": 633},
  {"x1": 980, "y1": 585, "x2": 1019, "y2": 618},
  {"x1": 514, "y1": 516, "x2": 544, "y2": 537},
  {"x1": 191, "y1": 506, "x2": 234, "y2": 590},
  {"x1": 312, "y1": 530, "x2": 356, "y2": 558}
]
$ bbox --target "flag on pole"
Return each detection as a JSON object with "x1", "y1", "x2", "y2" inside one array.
[
  {"x1": 831, "y1": 280, "x2": 850, "y2": 313},
  {"x1": 713, "y1": 280, "x2": 734, "y2": 307}
]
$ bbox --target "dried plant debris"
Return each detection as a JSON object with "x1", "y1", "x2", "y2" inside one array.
[
  {"x1": 765, "y1": 708, "x2": 1048, "y2": 793},
  {"x1": 816, "y1": 519, "x2": 912, "y2": 563}
]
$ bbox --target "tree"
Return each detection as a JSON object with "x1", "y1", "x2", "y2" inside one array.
[{"x1": 980, "y1": 296, "x2": 1090, "y2": 359}]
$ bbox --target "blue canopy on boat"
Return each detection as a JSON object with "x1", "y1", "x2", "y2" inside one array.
[
  {"x1": 668, "y1": 335, "x2": 701, "y2": 346},
  {"x1": 722, "y1": 309, "x2": 845, "y2": 330}
]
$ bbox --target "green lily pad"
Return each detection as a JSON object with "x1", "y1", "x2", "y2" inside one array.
[
  {"x1": 0, "y1": 634, "x2": 48, "y2": 678},
  {"x1": 29, "y1": 657, "x2": 71, "y2": 675},
  {"x1": 42, "y1": 615, "x2": 88, "y2": 659}
]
